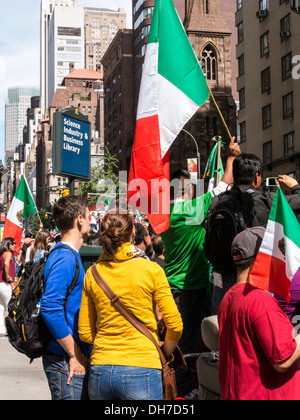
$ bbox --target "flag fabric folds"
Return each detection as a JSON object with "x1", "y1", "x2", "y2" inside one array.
[
  {"x1": 3, "y1": 176, "x2": 37, "y2": 253},
  {"x1": 203, "y1": 138, "x2": 224, "y2": 192},
  {"x1": 127, "y1": 0, "x2": 209, "y2": 234},
  {"x1": 249, "y1": 187, "x2": 300, "y2": 305}
]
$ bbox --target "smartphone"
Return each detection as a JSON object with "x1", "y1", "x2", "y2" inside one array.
[{"x1": 266, "y1": 177, "x2": 279, "y2": 187}]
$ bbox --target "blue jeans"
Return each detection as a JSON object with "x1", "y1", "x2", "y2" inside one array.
[
  {"x1": 42, "y1": 352, "x2": 89, "y2": 400},
  {"x1": 88, "y1": 365, "x2": 163, "y2": 400},
  {"x1": 172, "y1": 288, "x2": 207, "y2": 396}
]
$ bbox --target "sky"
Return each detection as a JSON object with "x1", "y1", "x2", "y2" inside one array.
[{"x1": 0, "y1": 0, "x2": 133, "y2": 165}]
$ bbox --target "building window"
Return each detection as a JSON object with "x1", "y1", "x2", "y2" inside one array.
[
  {"x1": 262, "y1": 104, "x2": 271, "y2": 129},
  {"x1": 237, "y1": 21, "x2": 243, "y2": 43},
  {"x1": 261, "y1": 67, "x2": 271, "y2": 93},
  {"x1": 282, "y1": 52, "x2": 292, "y2": 80},
  {"x1": 239, "y1": 121, "x2": 246, "y2": 143},
  {"x1": 200, "y1": 45, "x2": 217, "y2": 81},
  {"x1": 263, "y1": 141, "x2": 272, "y2": 164},
  {"x1": 283, "y1": 92, "x2": 293, "y2": 119},
  {"x1": 284, "y1": 132, "x2": 294, "y2": 157},
  {"x1": 238, "y1": 55, "x2": 244, "y2": 76},
  {"x1": 239, "y1": 87, "x2": 245, "y2": 109},
  {"x1": 237, "y1": 0, "x2": 243, "y2": 10},
  {"x1": 280, "y1": 14, "x2": 291, "y2": 41},
  {"x1": 260, "y1": 31, "x2": 270, "y2": 57}
]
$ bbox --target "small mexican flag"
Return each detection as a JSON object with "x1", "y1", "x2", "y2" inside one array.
[
  {"x1": 3, "y1": 176, "x2": 37, "y2": 254},
  {"x1": 127, "y1": 0, "x2": 209, "y2": 234},
  {"x1": 104, "y1": 197, "x2": 110, "y2": 213},
  {"x1": 203, "y1": 137, "x2": 224, "y2": 192},
  {"x1": 249, "y1": 187, "x2": 300, "y2": 304}
]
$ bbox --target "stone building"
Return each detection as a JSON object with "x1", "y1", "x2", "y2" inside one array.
[{"x1": 170, "y1": 0, "x2": 237, "y2": 177}]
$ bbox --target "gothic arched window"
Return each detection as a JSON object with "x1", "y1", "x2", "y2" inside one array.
[{"x1": 201, "y1": 45, "x2": 217, "y2": 81}]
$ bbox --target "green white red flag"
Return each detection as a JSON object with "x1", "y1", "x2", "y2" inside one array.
[
  {"x1": 249, "y1": 187, "x2": 300, "y2": 304},
  {"x1": 3, "y1": 176, "x2": 37, "y2": 254},
  {"x1": 127, "y1": 0, "x2": 209, "y2": 234}
]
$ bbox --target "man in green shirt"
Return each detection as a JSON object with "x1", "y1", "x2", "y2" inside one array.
[{"x1": 160, "y1": 138, "x2": 241, "y2": 398}]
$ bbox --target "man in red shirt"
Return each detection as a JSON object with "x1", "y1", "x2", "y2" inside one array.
[{"x1": 218, "y1": 227, "x2": 300, "y2": 400}]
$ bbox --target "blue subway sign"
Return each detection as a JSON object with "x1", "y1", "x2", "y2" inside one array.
[{"x1": 53, "y1": 108, "x2": 91, "y2": 180}]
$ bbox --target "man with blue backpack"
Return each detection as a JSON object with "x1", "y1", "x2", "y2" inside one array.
[{"x1": 41, "y1": 195, "x2": 91, "y2": 400}]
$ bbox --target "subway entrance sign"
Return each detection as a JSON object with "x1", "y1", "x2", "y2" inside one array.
[{"x1": 52, "y1": 108, "x2": 91, "y2": 180}]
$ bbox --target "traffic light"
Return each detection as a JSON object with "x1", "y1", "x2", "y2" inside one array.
[
  {"x1": 87, "y1": 196, "x2": 91, "y2": 203},
  {"x1": 59, "y1": 189, "x2": 63, "y2": 197},
  {"x1": 63, "y1": 189, "x2": 70, "y2": 196}
]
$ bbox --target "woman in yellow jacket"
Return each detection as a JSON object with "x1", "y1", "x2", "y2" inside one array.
[{"x1": 78, "y1": 211, "x2": 183, "y2": 400}]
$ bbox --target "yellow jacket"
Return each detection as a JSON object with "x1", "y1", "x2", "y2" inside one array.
[{"x1": 79, "y1": 243, "x2": 183, "y2": 370}]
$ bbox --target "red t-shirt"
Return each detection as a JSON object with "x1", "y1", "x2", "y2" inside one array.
[{"x1": 218, "y1": 283, "x2": 300, "y2": 400}]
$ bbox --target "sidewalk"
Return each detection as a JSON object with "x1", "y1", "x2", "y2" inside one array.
[{"x1": 0, "y1": 337, "x2": 50, "y2": 400}]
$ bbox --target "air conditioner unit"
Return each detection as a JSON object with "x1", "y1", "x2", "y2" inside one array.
[
  {"x1": 256, "y1": 9, "x2": 269, "y2": 19},
  {"x1": 280, "y1": 31, "x2": 291, "y2": 38}
]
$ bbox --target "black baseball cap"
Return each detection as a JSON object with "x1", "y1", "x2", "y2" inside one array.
[{"x1": 231, "y1": 227, "x2": 265, "y2": 262}]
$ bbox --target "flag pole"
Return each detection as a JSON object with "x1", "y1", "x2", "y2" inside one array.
[
  {"x1": 206, "y1": 82, "x2": 233, "y2": 142},
  {"x1": 215, "y1": 139, "x2": 222, "y2": 186}
]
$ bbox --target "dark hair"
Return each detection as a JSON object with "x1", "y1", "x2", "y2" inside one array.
[
  {"x1": 233, "y1": 153, "x2": 263, "y2": 185},
  {"x1": 153, "y1": 236, "x2": 164, "y2": 256},
  {"x1": 170, "y1": 169, "x2": 191, "y2": 182},
  {"x1": 53, "y1": 196, "x2": 88, "y2": 233},
  {"x1": 133, "y1": 223, "x2": 147, "y2": 246},
  {"x1": 100, "y1": 212, "x2": 133, "y2": 260},
  {"x1": 0, "y1": 237, "x2": 15, "y2": 257}
]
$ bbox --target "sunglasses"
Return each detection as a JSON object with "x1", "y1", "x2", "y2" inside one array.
[{"x1": 10, "y1": 242, "x2": 16, "y2": 246}]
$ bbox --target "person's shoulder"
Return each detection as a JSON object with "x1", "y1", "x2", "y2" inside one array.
[{"x1": 47, "y1": 243, "x2": 79, "y2": 264}]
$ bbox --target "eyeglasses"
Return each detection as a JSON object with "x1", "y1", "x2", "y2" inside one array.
[{"x1": 10, "y1": 242, "x2": 16, "y2": 246}]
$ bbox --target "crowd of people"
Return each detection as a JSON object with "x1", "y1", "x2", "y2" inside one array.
[{"x1": 1, "y1": 140, "x2": 300, "y2": 400}]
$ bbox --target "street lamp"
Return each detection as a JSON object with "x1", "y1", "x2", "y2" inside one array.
[{"x1": 181, "y1": 129, "x2": 201, "y2": 181}]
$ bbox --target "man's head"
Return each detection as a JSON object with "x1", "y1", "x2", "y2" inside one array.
[
  {"x1": 133, "y1": 223, "x2": 151, "y2": 251},
  {"x1": 170, "y1": 169, "x2": 194, "y2": 200},
  {"x1": 153, "y1": 235, "x2": 164, "y2": 257},
  {"x1": 231, "y1": 227, "x2": 265, "y2": 271},
  {"x1": 233, "y1": 153, "x2": 263, "y2": 189},
  {"x1": 53, "y1": 196, "x2": 89, "y2": 237}
]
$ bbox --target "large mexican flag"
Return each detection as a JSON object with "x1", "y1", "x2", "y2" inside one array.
[
  {"x1": 249, "y1": 187, "x2": 300, "y2": 304},
  {"x1": 127, "y1": 0, "x2": 209, "y2": 234},
  {"x1": 3, "y1": 176, "x2": 37, "y2": 254}
]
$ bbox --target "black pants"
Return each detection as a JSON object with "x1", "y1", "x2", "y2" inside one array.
[{"x1": 172, "y1": 288, "x2": 207, "y2": 396}]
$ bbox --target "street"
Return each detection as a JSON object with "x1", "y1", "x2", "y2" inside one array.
[{"x1": 0, "y1": 337, "x2": 50, "y2": 400}]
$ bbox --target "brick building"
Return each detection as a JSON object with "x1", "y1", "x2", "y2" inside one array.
[{"x1": 35, "y1": 66, "x2": 104, "y2": 207}]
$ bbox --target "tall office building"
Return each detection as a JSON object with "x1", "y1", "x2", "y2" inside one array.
[
  {"x1": 40, "y1": 0, "x2": 75, "y2": 117},
  {"x1": 236, "y1": 0, "x2": 300, "y2": 180},
  {"x1": 84, "y1": 7, "x2": 126, "y2": 71},
  {"x1": 5, "y1": 87, "x2": 40, "y2": 164},
  {"x1": 48, "y1": 6, "x2": 85, "y2": 107}
]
